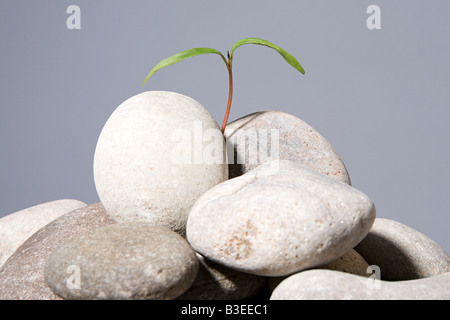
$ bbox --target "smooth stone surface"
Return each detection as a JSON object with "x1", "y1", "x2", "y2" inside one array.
[
  {"x1": 45, "y1": 222, "x2": 198, "y2": 300},
  {"x1": 187, "y1": 160, "x2": 375, "y2": 277},
  {"x1": 0, "y1": 203, "x2": 114, "y2": 300},
  {"x1": 268, "y1": 249, "x2": 370, "y2": 291},
  {"x1": 0, "y1": 199, "x2": 86, "y2": 267},
  {"x1": 94, "y1": 91, "x2": 228, "y2": 236},
  {"x1": 322, "y1": 248, "x2": 370, "y2": 276},
  {"x1": 270, "y1": 269, "x2": 450, "y2": 300},
  {"x1": 355, "y1": 218, "x2": 450, "y2": 281},
  {"x1": 225, "y1": 111, "x2": 351, "y2": 184},
  {"x1": 178, "y1": 253, "x2": 267, "y2": 300}
]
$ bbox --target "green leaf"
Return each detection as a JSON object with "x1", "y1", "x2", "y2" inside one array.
[
  {"x1": 143, "y1": 48, "x2": 227, "y2": 85},
  {"x1": 230, "y1": 37, "x2": 305, "y2": 74}
]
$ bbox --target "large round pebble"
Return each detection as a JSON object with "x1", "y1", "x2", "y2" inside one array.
[
  {"x1": 355, "y1": 218, "x2": 450, "y2": 280},
  {"x1": 187, "y1": 160, "x2": 375, "y2": 277},
  {"x1": 270, "y1": 269, "x2": 450, "y2": 300},
  {"x1": 45, "y1": 222, "x2": 198, "y2": 300},
  {"x1": 225, "y1": 111, "x2": 351, "y2": 184},
  {"x1": 93, "y1": 91, "x2": 228, "y2": 236},
  {"x1": 0, "y1": 199, "x2": 86, "y2": 267},
  {"x1": 0, "y1": 203, "x2": 114, "y2": 300}
]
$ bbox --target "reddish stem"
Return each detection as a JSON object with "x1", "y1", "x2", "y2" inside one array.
[{"x1": 221, "y1": 60, "x2": 233, "y2": 134}]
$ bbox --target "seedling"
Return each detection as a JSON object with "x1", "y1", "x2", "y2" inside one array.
[{"x1": 143, "y1": 37, "x2": 305, "y2": 133}]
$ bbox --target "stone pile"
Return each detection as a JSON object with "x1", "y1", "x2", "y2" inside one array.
[{"x1": 1, "y1": 91, "x2": 448, "y2": 300}]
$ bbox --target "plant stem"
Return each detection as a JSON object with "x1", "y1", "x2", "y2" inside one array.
[{"x1": 221, "y1": 59, "x2": 233, "y2": 134}]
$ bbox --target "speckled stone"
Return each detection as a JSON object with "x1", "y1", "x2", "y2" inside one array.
[
  {"x1": 270, "y1": 269, "x2": 450, "y2": 300},
  {"x1": 178, "y1": 253, "x2": 267, "y2": 300},
  {"x1": 187, "y1": 160, "x2": 375, "y2": 277},
  {"x1": 0, "y1": 199, "x2": 86, "y2": 267},
  {"x1": 93, "y1": 91, "x2": 228, "y2": 236},
  {"x1": 225, "y1": 111, "x2": 351, "y2": 184},
  {"x1": 45, "y1": 222, "x2": 198, "y2": 300},
  {"x1": 323, "y1": 248, "x2": 370, "y2": 276},
  {"x1": 268, "y1": 249, "x2": 370, "y2": 291},
  {"x1": 355, "y1": 218, "x2": 450, "y2": 281},
  {"x1": 0, "y1": 203, "x2": 114, "y2": 300}
]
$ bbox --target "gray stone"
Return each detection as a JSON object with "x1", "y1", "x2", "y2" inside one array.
[
  {"x1": 0, "y1": 203, "x2": 114, "y2": 300},
  {"x1": 178, "y1": 253, "x2": 267, "y2": 300},
  {"x1": 225, "y1": 111, "x2": 351, "y2": 184},
  {"x1": 187, "y1": 160, "x2": 375, "y2": 277},
  {"x1": 0, "y1": 199, "x2": 86, "y2": 267},
  {"x1": 270, "y1": 269, "x2": 450, "y2": 300},
  {"x1": 268, "y1": 249, "x2": 370, "y2": 292},
  {"x1": 93, "y1": 91, "x2": 228, "y2": 236},
  {"x1": 45, "y1": 222, "x2": 198, "y2": 300},
  {"x1": 355, "y1": 218, "x2": 450, "y2": 281}
]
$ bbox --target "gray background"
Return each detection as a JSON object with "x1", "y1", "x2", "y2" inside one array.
[{"x1": 1, "y1": 1, "x2": 449, "y2": 252}]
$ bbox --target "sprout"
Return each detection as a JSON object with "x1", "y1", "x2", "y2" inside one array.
[{"x1": 143, "y1": 37, "x2": 305, "y2": 133}]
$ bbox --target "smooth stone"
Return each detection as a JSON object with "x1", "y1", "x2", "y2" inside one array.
[
  {"x1": 178, "y1": 253, "x2": 267, "y2": 300},
  {"x1": 322, "y1": 248, "x2": 370, "y2": 276},
  {"x1": 268, "y1": 249, "x2": 370, "y2": 292},
  {"x1": 45, "y1": 222, "x2": 198, "y2": 300},
  {"x1": 0, "y1": 203, "x2": 114, "y2": 300},
  {"x1": 224, "y1": 111, "x2": 351, "y2": 184},
  {"x1": 187, "y1": 160, "x2": 375, "y2": 277},
  {"x1": 355, "y1": 218, "x2": 450, "y2": 280},
  {"x1": 270, "y1": 269, "x2": 450, "y2": 300},
  {"x1": 94, "y1": 91, "x2": 228, "y2": 236},
  {"x1": 0, "y1": 199, "x2": 86, "y2": 267}
]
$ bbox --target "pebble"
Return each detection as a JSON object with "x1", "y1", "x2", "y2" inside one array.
[
  {"x1": 187, "y1": 160, "x2": 375, "y2": 277},
  {"x1": 93, "y1": 91, "x2": 228, "y2": 236},
  {"x1": 45, "y1": 222, "x2": 198, "y2": 300},
  {"x1": 0, "y1": 203, "x2": 114, "y2": 300},
  {"x1": 0, "y1": 199, "x2": 86, "y2": 267},
  {"x1": 322, "y1": 248, "x2": 371, "y2": 276},
  {"x1": 270, "y1": 269, "x2": 450, "y2": 300},
  {"x1": 178, "y1": 253, "x2": 267, "y2": 300},
  {"x1": 224, "y1": 111, "x2": 351, "y2": 184},
  {"x1": 355, "y1": 218, "x2": 450, "y2": 280}
]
